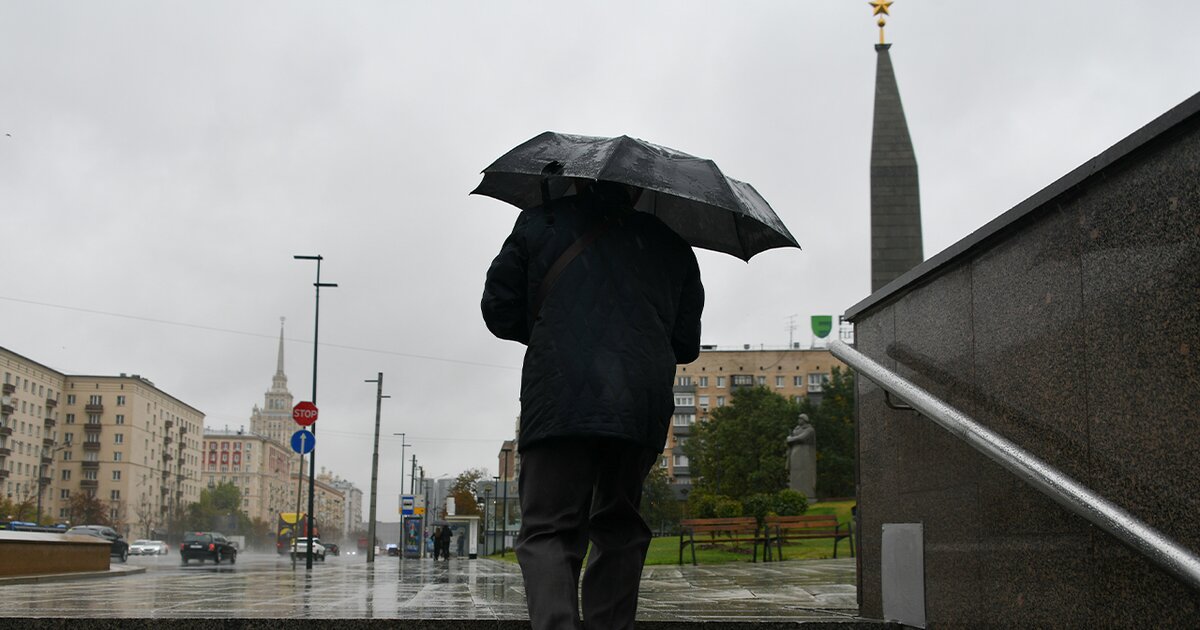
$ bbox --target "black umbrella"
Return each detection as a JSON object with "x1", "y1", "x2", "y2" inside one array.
[{"x1": 471, "y1": 132, "x2": 801, "y2": 261}]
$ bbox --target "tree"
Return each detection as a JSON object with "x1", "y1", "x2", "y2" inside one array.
[
  {"x1": 683, "y1": 386, "x2": 801, "y2": 499},
  {"x1": 639, "y1": 466, "x2": 680, "y2": 535},
  {"x1": 450, "y1": 468, "x2": 487, "y2": 516},
  {"x1": 185, "y1": 482, "x2": 248, "y2": 532},
  {"x1": 66, "y1": 493, "x2": 109, "y2": 526},
  {"x1": 799, "y1": 366, "x2": 856, "y2": 498}
]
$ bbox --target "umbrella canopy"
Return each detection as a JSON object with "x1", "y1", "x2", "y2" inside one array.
[{"x1": 471, "y1": 132, "x2": 801, "y2": 261}]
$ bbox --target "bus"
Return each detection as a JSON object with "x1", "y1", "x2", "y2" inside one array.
[{"x1": 276, "y1": 512, "x2": 318, "y2": 555}]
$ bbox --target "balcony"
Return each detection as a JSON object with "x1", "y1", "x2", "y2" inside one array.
[
  {"x1": 80, "y1": 479, "x2": 99, "y2": 489},
  {"x1": 45, "y1": 397, "x2": 57, "y2": 409},
  {"x1": 85, "y1": 403, "x2": 103, "y2": 414},
  {"x1": 179, "y1": 426, "x2": 188, "y2": 435},
  {"x1": 43, "y1": 416, "x2": 56, "y2": 428},
  {"x1": 163, "y1": 435, "x2": 173, "y2": 446},
  {"x1": 2, "y1": 383, "x2": 14, "y2": 395},
  {"x1": 0, "y1": 446, "x2": 9, "y2": 457},
  {"x1": 43, "y1": 437, "x2": 55, "y2": 447},
  {"x1": 672, "y1": 423, "x2": 692, "y2": 437},
  {"x1": 161, "y1": 468, "x2": 170, "y2": 480},
  {"x1": 82, "y1": 460, "x2": 100, "y2": 470},
  {"x1": 0, "y1": 425, "x2": 11, "y2": 437},
  {"x1": 0, "y1": 469, "x2": 8, "y2": 480},
  {"x1": 164, "y1": 419, "x2": 174, "y2": 430},
  {"x1": 1, "y1": 404, "x2": 13, "y2": 416},
  {"x1": 83, "y1": 423, "x2": 102, "y2": 433},
  {"x1": 176, "y1": 473, "x2": 186, "y2": 482},
  {"x1": 82, "y1": 441, "x2": 101, "y2": 451},
  {"x1": 39, "y1": 476, "x2": 52, "y2": 486},
  {"x1": 160, "y1": 486, "x2": 170, "y2": 495},
  {"x1": 162, "y1": 452, "x2": 174, "y2": 462},
  {"x1": 41, "y1": 454, "x2": 52, "y2": 465}
]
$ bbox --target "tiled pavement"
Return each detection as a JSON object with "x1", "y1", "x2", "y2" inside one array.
[{"x1": 0, "y1": 553, "x2": 872, "y2": 626}]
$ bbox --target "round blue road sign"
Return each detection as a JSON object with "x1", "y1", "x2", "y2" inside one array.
[{"x1": 291, "y1": 429, "x2": 315, "y2": 454}]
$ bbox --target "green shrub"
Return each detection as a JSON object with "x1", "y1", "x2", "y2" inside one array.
[
  {"x1": 686, "y1": 492, "x2": 720, "y2": 519},
  {"x1": 741, "y1": 493, "x2": 775, "y2": 525},
  {"x1": 773, "y1": 489, "x2": 809, "y2": 516},
  {"x1": 713, "y1": 496, "x2": 744, "y2": 518}
]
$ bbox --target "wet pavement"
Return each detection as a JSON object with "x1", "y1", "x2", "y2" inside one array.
[{"x1": 0, "y1": 552, "x2": 867, "y2": 625}]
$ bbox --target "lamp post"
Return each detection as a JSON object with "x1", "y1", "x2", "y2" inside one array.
[
  {"x1": 393, "y1": 432, "x2": 411, "y2": 558},
  {"x1": 482, "y1": 485, "x2": 493, "y2": 556},
  {"x1": 500, "y1": 447, "x2": 512, "y2": 557},
  {"x1": 36, "y1": 443, "x2": 67, "y2": 524},
  {"x1": 294, "y1": 254, "x2": 337, "y2": 570},
  {"x1": 364, "y1": 373, "x2": 390, "y2": 564}
]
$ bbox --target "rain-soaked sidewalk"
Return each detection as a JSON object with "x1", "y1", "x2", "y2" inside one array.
[{"x1": 0, "y1": 554, "x2": 879, "y2": 627}]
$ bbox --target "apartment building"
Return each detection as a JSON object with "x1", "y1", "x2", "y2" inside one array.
[
  {"x1": 665, "y1": 346, "x2": 845, "y2": 491},
  {"x1": 202, "y1": 427, "x2": 299, "y2": 528},
  {"x1": 1, "y1": 348, "x2": 67, "y2": 521}
]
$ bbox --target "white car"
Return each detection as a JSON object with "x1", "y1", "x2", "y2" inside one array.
[
  {"x1": 291, "y1": 537, "x2": 327, "y2": 561},
  {"x1": 130, "y1": 539, "x2": 169, "y2": 555}
]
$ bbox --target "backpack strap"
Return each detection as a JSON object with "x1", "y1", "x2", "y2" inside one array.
[{"x1": 530, "y1": 221, "x2": 610, "y2": 323}]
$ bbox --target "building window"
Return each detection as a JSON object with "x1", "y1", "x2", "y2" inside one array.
[
  {"x1": 673, "y1": 454, "x2": 689, "y2": 467},
  {"x1": 116, "y1": 396, "x2": 126, "y2": 406},
  {"x1": 89, "y1": 395, "x2": 102, "y2": 405},
  {"x1": 64, "y1": 433, "x2": 73, "y2": 444},
  {"x1": 659, "y1": 456, "x2": 668, "y2": 469},
  {"x1": 112, "y1": 470, "x2": 121, "y2": 481},
  {"x1": 732, "y1": 375, "x2": 753, "y2": 386},
  {"x1": 673, "y1": 393, "x2": 694, "y2": 407},
  {"x1": 698, "y1": 395, "x2": 709, "y2": 410},
  {"x1": 756, "y1": 376, "x2": 766, "y2": 386},
  {"x1": 775, "y1": 376, "x2": 785, "y2": 387},
  {"x1": 62, "y1": 451, "x2": 72, "y2": 461},
  {"x1": 87, "y1": 414, "x2": 100, "y2": 425},
  {"x1": 717, "y1": 396, "x2": 726, "y2": 407},
  {"x1": 65, "y1": 413, "x2": 75, "y2": 424},
  {"x1": 60, "y1": 489, "x2": 70, "y2": 499},
  {"x1": 113, "y1": 452, "x2": 122, "y2": 462},
  {"x1": 114, "y1": 434, "x2": 124, "y2": 444},
  {"x1": 111, "y1": 490, "x2": 120, "y2": 500},
  {"x1": 672, "y1": 414, "x2": 694, "y2": 426},
  {"x1": 677, "y1": 376, "x2": 692, "y2": 386},
  {"x1": 115, "y1": 415, "x2": 124, "y2": 425},
  {"x1": 808, "y1": 373, "x2": 829, "y2": 393},
  {"x1": 83, "y1": 470, "x2": 97, "y2": 481},
  {"x1": 698, "y1": 376, "x2": 708, "y2": 387},
  {"x1": 716, "y1": 376, "x2": 726, "y2": 388},
  {"x1": 61, "y1": 470, "x2": 71, "y2": 481},
  {"x1": 67, "y1": 395, "x2": 76, "y2": 405},
  {"x1": 794, "y1": 376, "x2": 803, "y2": 387}
]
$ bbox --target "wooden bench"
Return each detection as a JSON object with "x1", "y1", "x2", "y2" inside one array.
[
  {"x1": 764, "y1": 514, "x2": 853, "y2": 561},
  {"x1": 678, "y1": 517, "x2": 767, "y2": 565}
]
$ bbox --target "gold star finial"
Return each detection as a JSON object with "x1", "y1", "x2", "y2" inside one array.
[{"x1": 869, "y1": 0, "x2": 894, "y2": 44}]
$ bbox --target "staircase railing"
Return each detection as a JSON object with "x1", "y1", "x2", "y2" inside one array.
[{"x1": 829, "y1": 339, "x2": 1200, "y2": 592}]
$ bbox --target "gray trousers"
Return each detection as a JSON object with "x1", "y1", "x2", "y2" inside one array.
[{"x1": 515, "y1": 437, "x2": 659, "y2": 630}]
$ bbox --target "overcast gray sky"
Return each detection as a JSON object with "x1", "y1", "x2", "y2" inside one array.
[{"x1": 1, "y1": 1, "x2": 1194, "y2": 520}]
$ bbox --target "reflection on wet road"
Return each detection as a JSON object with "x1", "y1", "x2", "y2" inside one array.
[{"x1": 0, "y1": 552, "x2": 858, "y2": 621}]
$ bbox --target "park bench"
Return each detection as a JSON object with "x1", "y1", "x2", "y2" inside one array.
[
  {"x1": 678, "y1": 517, "x2": 767, "y2": 565},
  {"x1": 764, "y1": 514, "x2": 853, "y2": 560}
]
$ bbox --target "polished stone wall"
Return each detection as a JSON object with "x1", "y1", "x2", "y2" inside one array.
[{"x1": 846, "y1": 92, "x2": 1200, "y2": 626}]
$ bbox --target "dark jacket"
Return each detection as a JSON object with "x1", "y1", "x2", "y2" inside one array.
[{"x1": 482, "y1": 192, "x2": 704, "y2": 451}]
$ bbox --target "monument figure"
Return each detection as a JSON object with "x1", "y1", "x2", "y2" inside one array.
[{"x1": 786, "y1": 413, "x2": 817, "y2": 499}]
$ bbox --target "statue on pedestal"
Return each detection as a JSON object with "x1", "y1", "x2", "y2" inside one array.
[{"x1": 786, "y1": 413, "x2": 817, "y2": 499}]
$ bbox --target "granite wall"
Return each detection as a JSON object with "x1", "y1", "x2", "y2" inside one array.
[{"x1": 845, "y1": 92, "x2": 1200, "y2": 627}]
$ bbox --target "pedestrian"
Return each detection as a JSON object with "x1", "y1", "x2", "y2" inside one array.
[
  {"x1": 430, "y1": 527, "x2": 441, "y2": 560},
  {"x1": 438, "y1": 524, "x2": 453, "y2": 560},
  {"x1": 482, "y1": 180, "x2": 704, "y2": 630}
]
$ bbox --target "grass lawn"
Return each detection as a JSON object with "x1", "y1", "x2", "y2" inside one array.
[{"x1": 485, "y1": 500, "x2": 857, "y2": 566}]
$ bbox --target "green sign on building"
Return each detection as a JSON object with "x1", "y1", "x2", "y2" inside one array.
[{"x1": 811, "y1": 315, "x2": 833, "y2": 339}]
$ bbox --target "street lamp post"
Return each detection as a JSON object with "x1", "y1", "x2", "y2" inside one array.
[
  {"x1": 393, "y1": 432, "x2": 411, "y2": 558},
  {"x1": 482, "y1": 486, "x2": 493, "y2": 556},
  {"x1": 364, "y1": 373, "x2": 390, "y2": 564},
  {"x1": 500, "y1": 447, "x2": 512, "y2": 557},
  {"x1": 36, "y1": 444, "x2": 67, "y2": 524},
  {"x1": 294, "y1": 254, "x2": 337, "y2": 570}
]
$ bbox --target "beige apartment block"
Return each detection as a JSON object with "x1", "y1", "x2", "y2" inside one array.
[
  {"x1": 202, "y1": 428, "x2": 300, "y2": 529},
  {"x1": 293, "y1": 470, "x2": 346, "y2": 541},
  {"x1": 1, "y1": 348, "x2": 67, "y2": 520},
  {"x1": 57, "y1": 374, "x2": 205, "y2": 537},
  {"x1": 665, "y1": 346, "x2": 845, "y2": 492}
]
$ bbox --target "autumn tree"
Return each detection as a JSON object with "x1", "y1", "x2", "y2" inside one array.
[{"x1": 450, "y1": 468, "x2": 487, "y2": 516}]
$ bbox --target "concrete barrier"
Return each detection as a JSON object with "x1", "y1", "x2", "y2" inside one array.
[{"x1": 0, "y1": 530, "x2": 110, "y2": 576}]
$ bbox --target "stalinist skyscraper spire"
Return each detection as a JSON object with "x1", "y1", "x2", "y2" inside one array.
[
  {"x1": 250, "y1": 317, "x2": 295, "y2": 445},
  {"x1": 869, "y1": 0, "x2": 924, "y2": 292}
]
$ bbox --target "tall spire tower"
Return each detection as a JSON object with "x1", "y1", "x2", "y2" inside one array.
[
  {"x1": 869, "y1": 0, "x2": 924, "y2": 292},
  {"x1": 250, "y1": 317, "x2": 295, "y2": 444}
]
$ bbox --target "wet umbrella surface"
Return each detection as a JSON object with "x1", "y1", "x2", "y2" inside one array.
[{"x1": 472, "y1": 132, "x2": 801, "y2": 261}]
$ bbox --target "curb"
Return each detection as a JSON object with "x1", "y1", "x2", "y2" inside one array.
[{"x1": 0, "y1": 564, "x2": 146, "y2": 586}]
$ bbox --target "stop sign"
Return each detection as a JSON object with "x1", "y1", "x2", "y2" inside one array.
[{"x1": 292, "y1": 401, "x2": 318, "y2": 427}]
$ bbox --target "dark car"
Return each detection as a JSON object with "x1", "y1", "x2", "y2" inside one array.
[
  {"x1": 326, "y1": 543, "x2": 339, "y2": 556},
  {"x1": 66, "y1": 525, "x2": 129, "y2": 563},
  {"x1": 180, "y1": 531, "x2": 238, "y2": 565}
]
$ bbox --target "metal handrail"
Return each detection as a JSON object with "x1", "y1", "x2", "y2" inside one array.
[{"x1": 829, "y1": 339, "x2": 1200, "y2": 592}]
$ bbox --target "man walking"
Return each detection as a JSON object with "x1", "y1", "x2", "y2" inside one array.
[{"x1": 482, "y1": 181, "x2": 704, "y2": 629}]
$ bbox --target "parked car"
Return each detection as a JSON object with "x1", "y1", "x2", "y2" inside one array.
[
  {"x1": 180, "y1": 531, "x2": 238, "y2": 565},
  {"x1": 129, "y1": 539, "x2": 169, "y2": 555},
  {"x1": 66, "y1": 525, "x2": 129, "y2": 563},
  {"x1": 325, "y1": 543, "x2": 339, "y2": 556},
  {"x1": 385, "y1": 543, "x2": 399, "y2": 556},
  {"x1": 291, "y1": 537, "x2": 327, "y2": 561}
]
